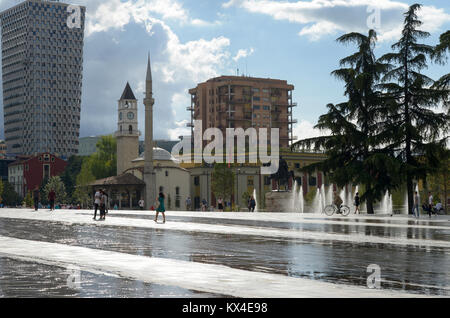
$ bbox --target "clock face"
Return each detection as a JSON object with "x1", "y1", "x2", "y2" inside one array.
[{"x1": 127, "y1": 112, "x2": 134, "y2": 120}]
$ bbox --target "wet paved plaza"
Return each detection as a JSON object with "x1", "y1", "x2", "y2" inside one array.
[{"x1": 0, "y1": 209, "x2": 448, "y2": 297}]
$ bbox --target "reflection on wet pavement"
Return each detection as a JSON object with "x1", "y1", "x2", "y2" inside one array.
[
  {"x1": 0, "y1": 257, "x2": 227, "y2": 297},
  {"x1": 100, "y1": 213, "x2": 450, "y2": 241},
  {"x1": 0, "y1": 216, "x2": 448, "y2": 296}
]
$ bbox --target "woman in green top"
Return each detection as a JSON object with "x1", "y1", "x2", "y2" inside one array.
[{"x1": 154, "y1": 192, "x2": 166, "y2": 224}]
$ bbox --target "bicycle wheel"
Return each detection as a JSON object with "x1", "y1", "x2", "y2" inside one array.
[
  {"x1": 324, "y1": 205, "x2": 336, "y2": 216},
  {"x1": 340, "y1": 205, "x2": 350, "y2": 216}
]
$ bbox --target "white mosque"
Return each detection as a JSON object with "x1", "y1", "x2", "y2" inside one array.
[{"x1": 89, "y1": 55, "x2": 190, "y2": 210}]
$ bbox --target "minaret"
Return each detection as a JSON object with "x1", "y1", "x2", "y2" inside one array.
[
  {"x1": 116, "y1": 82, "x2": 140, "y2": 175},
  {"x1": 144, "y1": 53, "x2": 156, "y2": 208}
]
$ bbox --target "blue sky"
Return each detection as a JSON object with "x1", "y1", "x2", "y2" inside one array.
[{"x1": 0, "y1": 0, "x2": 449, "y2": 141}]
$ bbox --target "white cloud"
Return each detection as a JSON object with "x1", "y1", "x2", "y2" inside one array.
[
  {"x1": 83, "y1": 0, "x2": 221, "y2": 36},
  {"x1": 76, "y1": 0, "x2": 234, "y2": 139},
  {"x1": 168, "y1": 120, "x2": 191, "y2": 140},
  {"x1": 223, "y1": 0, "x2": 450, "y2": 42},
  {"x1": 293, "y1": 120, "x2": 330, "y2": 142},
  {"x1": 233, "y1": 48, "x2": 255, "y2": 62}
]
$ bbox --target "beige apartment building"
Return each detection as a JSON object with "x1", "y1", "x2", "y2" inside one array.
[{"x1": 188, "y1": 76, "x2": 298, "y2": 148}]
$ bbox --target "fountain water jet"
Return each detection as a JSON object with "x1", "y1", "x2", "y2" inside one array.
[{"x1": 299, "y1": 185, "x2": 304, "y2": 213}]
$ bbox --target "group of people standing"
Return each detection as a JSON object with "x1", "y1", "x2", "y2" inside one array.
[
  {"x1": 414, "y1": 191, "x2": 442, "y2": 219},
  {"x1": 93, "y1": 189, "x2": 108, "y2": 221}
]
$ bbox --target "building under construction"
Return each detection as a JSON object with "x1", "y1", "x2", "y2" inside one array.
[{"x1": 188, "y1": 76, "x2": 297, "y2": 149}]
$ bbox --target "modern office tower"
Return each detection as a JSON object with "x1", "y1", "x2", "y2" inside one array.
[
  {"x1": 188, "y1": 76, "x2": 297, "y2": 149},
  {"x1": 0, "y1": 0, "x2": 85, "y2": 158}
]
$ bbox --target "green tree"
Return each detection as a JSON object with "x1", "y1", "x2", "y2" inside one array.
[
  {"x1": 90, "y1": 135, "x2": 117, "y2": 179},
  {"x1": 43, "y1": 176, "x2": 67, "y2": 205},
  {"x1": 379, "y1": 4, "x2": 450, "y2": 214},
  {"x1": 211, "y1": 164, "x2": 234, "y2": 205},
  {"x1": 293, "y1": 30, "x2": 400, "y2": 214},
  {"x1": 2, "y1": 181, "x2": 20, "y2": 206},
  {"x1": 24, "y1": 191, "x2": 34, "y2": 208},
  {"x1": 73, "y1": 159, "x2": 96, "y2": 208},
  {"x1": 432, "y1": 30, "x2": 450, "y2": 109},
  {"x1": 60, "y1": 156, "x2": 84, "y2": 203}
]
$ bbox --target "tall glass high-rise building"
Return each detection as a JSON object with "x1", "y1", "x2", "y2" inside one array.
[{"x1": 0, "y1": 0, "x2": 85, "y2": 158}]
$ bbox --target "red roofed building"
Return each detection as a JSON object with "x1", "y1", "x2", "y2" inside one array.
[{"x1": 8, "y1": 153, "x2": 67, "y2": 198}]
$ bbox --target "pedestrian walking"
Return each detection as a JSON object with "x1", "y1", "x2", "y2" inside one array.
[
  {"x1": 428, "y1": 192, "x2": 433, "y2": 218},
  {"x1": 217, "y1": 197, "x2": 224, "y2": 212},
  {"x1": 48, "y1": 188, "x2": 56, "y2": 211},
  {"x1": 186, "y1": 197, "x2": 192, "y2": 211},
  {"x1": 154, "y1": 192, "x2": 166, "y2": 224},
  {"x1": 201, "y1": 198, "x2": 208, "y2": 212},
  {"x1": 249, "y1": 196, "x2": 256, "y2": 212},
  {"x1": 93, "y1": 189, "x2": 101, "y2": 220},
  {"x1": 33, "y1": 186, "x2": 40, "y2": 211},
  {"x1": 413, "y1": 191, "x2": 420, "y2": 219},
  {"x1": 139, "y1": 198, "x2": 145, "y2": 210},
  {"x1": 354, "y1": 192, "x2": 360, "y2": 214},
  {"x1": 103, "y1": 189, "x2": 109, "y2": 214},
  {"x1": 98, "y1": 190, "x2": 107, "y2": 221}
]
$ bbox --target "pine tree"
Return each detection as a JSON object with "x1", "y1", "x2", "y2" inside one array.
[
  {"x1": 293, "y1": 30, "x2": 400, "y2": 214},
  {"x1": 432, "y1": 30, "x2": 450, "y2": 109},
  {"x1": 379, "y1": 4, "x2": 450, "y2": 214}
]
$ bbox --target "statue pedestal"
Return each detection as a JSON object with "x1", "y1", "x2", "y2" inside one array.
[{"x1": 265, "y1": 191, "x2": 292, "y2": 212}]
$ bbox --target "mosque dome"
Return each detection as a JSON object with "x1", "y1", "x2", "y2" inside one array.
[{"x1": 134, "y1": 147, "x2": 179, "y2": 163}]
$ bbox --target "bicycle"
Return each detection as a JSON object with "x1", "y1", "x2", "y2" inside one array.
[{"x1": 324, "y1": 204, "x2": 351, "y2": 216}]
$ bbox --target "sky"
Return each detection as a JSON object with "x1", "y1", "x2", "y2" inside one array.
[{"x1": 0, "y1": 0, "x2": 449, "y2": 142}]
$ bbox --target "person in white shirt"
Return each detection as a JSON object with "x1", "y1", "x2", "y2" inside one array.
[
  {"x1": 428, "y1": 192, "x2": 433, "y2": 218},
  {"x1": 93, "y1": 189, "x2": 101, "y2": 220}
]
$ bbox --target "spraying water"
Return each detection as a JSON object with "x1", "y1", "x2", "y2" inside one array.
[
  {"x1": 299, "y1": 185, "x2": 304, "y2": 213},
  {"x1": 313, "y1": 187, "x2": 323, "y2": 214},
  {"x1": 326, "y1": 185, "x2": 333, "y2": 206},
  {"x1": 291, "y1": 181, "x2": 298, "y2": 212},
  {"x1": 339, "y1": 187, "x2": 346, "y2": 207},
  {"x1": 381, "y1": 190, "x2": 393, "y2": 214}
]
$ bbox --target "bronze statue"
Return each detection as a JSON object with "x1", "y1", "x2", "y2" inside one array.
[{"x1": 271, "y1": 156, "x2": 292, "y2": 191}]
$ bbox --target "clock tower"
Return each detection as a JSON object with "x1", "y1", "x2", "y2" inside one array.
[{"x1": 116, "y1": 82, "x2": 140, "y2": 175}]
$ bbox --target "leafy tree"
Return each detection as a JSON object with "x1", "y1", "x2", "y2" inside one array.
[
  {"x1": 71, "y1": 135, "x2": 117, "y2": 208},
  {"x1": 379, "y1": 4, "x2": 450, "y2": 214},
  {"x1": 2, "y1": 181, "x2": 21, "y2": 206},
  {"x1": 211, "y1": 163, "x2": 234, "y2": 205},
  {"x1": 60, "y1": 156, "x2": 84, "y2": 203},
  {"x1": 73, "y1": 159, "x2": 96, "y2": 208},
  {"x1": 43, "y1": 176, "x2": 67, "y2": 205},
  {"x1": 24, "y1": 191, "x2": 34, "y2": 208},
  {"x1": 90, "y1": 135, "x2": 117, "y2": 179},
  {"x1": 293, "y1": 30, "x2": 400, "y2": 213}
]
